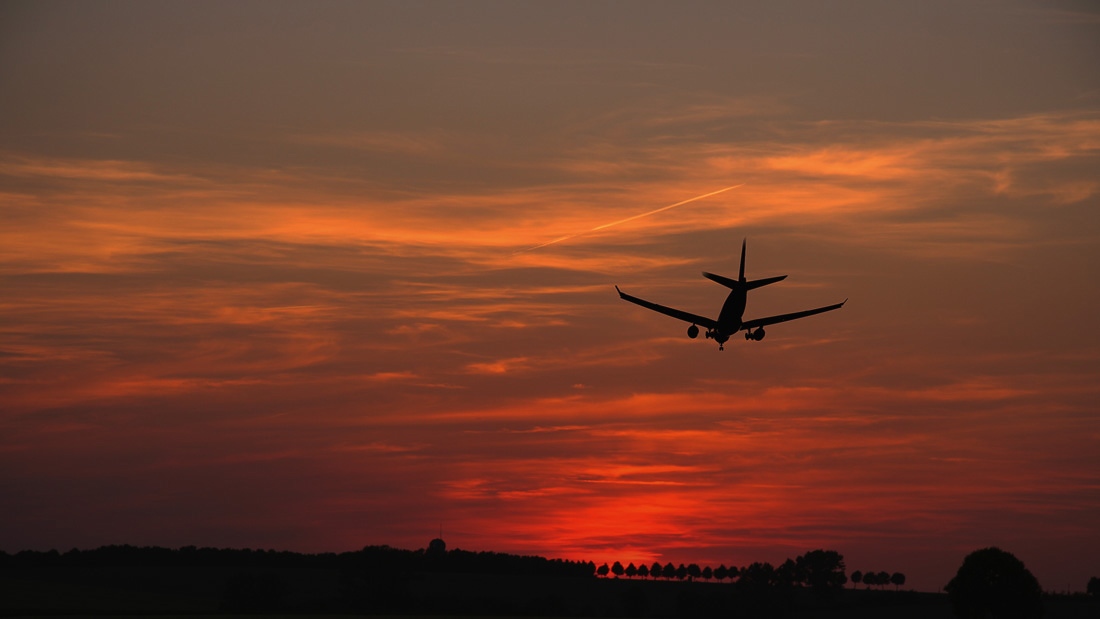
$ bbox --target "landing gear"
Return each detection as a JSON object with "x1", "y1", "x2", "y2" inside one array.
[
  {"x1": 745, "y1": 328, "x2": 766, "y2": 341},
  {"x1": 706, "y1": 329, "x2": 729, "y2": 351}
]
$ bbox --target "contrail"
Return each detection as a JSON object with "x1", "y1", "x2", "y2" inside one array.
[{"x1": 514, "y1": 184, "x2": 744, "y2": 254}]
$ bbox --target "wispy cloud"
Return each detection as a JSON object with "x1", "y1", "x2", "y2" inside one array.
[{"x1": 2, "y1": 96, "x2": 1098, "y2": 593}]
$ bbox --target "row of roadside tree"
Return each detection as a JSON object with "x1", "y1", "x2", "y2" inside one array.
[
  {"x1": 851, "y1": 569, "x2": 906, "y2": 590},
  {"x1": 595, "y1": 549, "x2": 886, "y2": 596}
]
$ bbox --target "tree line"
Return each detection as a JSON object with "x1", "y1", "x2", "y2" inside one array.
[
  {"x1": 595, "y1": 550, "x2": 865, "y2": 596},
  {"x1": 850, "y1": 569, "x2": 906, "y2": 590},
  {"x1": 1, "y1": 544, "x2": 900, "y2": 595},
  {"x1": 0, "y1": 542, "x2": 596, "y2": 578}
]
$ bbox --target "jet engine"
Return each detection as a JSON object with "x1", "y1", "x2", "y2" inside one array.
[
  {"x1": 752, "y1": 328, "x2": 766, "y2": 341},
  {"x1": 687, "y1": 325, "x2": 699, "y2": 339}
]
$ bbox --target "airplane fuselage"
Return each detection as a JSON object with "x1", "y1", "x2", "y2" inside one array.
[{"x1": 716, "y1": 289, "x2": 746, "y2": 337}]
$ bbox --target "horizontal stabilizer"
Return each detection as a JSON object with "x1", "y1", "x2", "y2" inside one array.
[
  {"x1": 703, "y1": 272, "x2": 787, "y2": 290},
  {"x1": 744, "y1": 275, "x2": 787, "y2": 290},
  {"x1": 702, "y1": 271, "x2": 741, "y2": 289}
]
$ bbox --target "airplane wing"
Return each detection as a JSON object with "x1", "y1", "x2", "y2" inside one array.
[
  {"x1": 740, "y1": 299, "x2": 847, "y2": 331},
  {"x1": 616, "y1": 286, "x2": 718, "y2": 330}
]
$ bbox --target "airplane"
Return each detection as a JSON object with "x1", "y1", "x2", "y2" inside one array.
[{"x1": 615, "y1": 239, "x2": 846, "y2": 351}]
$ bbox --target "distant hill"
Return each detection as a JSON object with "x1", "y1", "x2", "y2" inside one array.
[{"x1": 1, "y1": 542, "x2": 595, "y2": 577}]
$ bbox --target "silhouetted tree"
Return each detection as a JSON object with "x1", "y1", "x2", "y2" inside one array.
[
  {"x1": 1088, "y1": 576, "x2": 1099, "y2": 597},
  {"x1": 851, "y1": 570, "x2": 862, "y2": 588},
  {"x1": 652, "y1": 561, "x2": 664, "y2": 579},
  {"x1": 702, "y1": 565, "x2": 713, "y2": 581},
  {"x1": 714, "y1": 564, "x2": 729, "y2": 581},
  {"x1": 663, "y1": 562, "x2": 676, "y2": 580},
  {"x1": 612, "y1": 561, "x2": 625, "y2": 578},
  {"x1": 638, "y1": 563, "x2": 649, "y2": 579},
  {"x1": 798, "y1": 550, "x2": 846, "y2": 596},
  {"x1": 945, "y1": 547, "x2": 1043, "y2": 619},
  {"x1": 687, "y1": 563, "x2": 701, "y2": 581},
  {"x1": 597, "y1": 563, "x2": 610, "y2": 577},
  {"x1": 890, "y1": 572, "x2": 906, "y2": 591},
  {"x1": 860, "y1": 570, "x2": 879, "y2": 588},
  {"x1": 738, "y1": 562, "x2": 777, "y2": 589},
  {"x1": 876, "y1": 571, "x2": 890, "y2": 591},
  {"x1": 625, "y1": 562, "x2": 637, "y2": 578},
  {"x1": 675, "y1": 563, "x2": 688, "y2": 581},
  {"x1": 776, "y1": 558, "x2": 800, "y2": 588}
]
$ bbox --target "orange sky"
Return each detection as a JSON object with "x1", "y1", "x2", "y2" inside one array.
[{"x1": 2, "y1": 1, "x2": 1099, "y2": 592}]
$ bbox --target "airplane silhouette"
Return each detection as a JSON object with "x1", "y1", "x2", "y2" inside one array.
[{"x1": 616, "y1": 240, "x2": 846, "y2": 351}]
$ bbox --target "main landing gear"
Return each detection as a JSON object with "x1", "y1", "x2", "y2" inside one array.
[{"x1": 705, "y1": 329, "x2": 729, "y2": 351}]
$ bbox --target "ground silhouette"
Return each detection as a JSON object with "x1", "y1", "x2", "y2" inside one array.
[{"x1": 2, "y1": 543, "x2": 1097, "y2": 617}]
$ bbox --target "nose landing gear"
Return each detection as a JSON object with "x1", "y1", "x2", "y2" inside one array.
[{"x1": 706, "y1": 329, "x2": 728, "y2": 351}]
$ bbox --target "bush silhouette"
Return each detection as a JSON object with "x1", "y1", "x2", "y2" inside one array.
[{"x1": 944, "y1": 547, "x2": 1042, "y2": 619}]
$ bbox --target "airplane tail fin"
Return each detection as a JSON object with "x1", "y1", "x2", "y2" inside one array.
[
  {"x1": 703, "y1": 238, "x2": 787, "y2": 289},
  {"x1": 739, "y1": 238, "x2": 746, "y2": 282}
]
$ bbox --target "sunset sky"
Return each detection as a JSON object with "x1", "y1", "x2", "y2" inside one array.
[{"x1": 2, "y1": 1, "x2": 1099, "y2": 592}]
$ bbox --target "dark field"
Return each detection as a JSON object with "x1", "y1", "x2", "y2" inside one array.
[{"x1": 3, "y1": 566, "x2": 1098, "y2": 619}]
